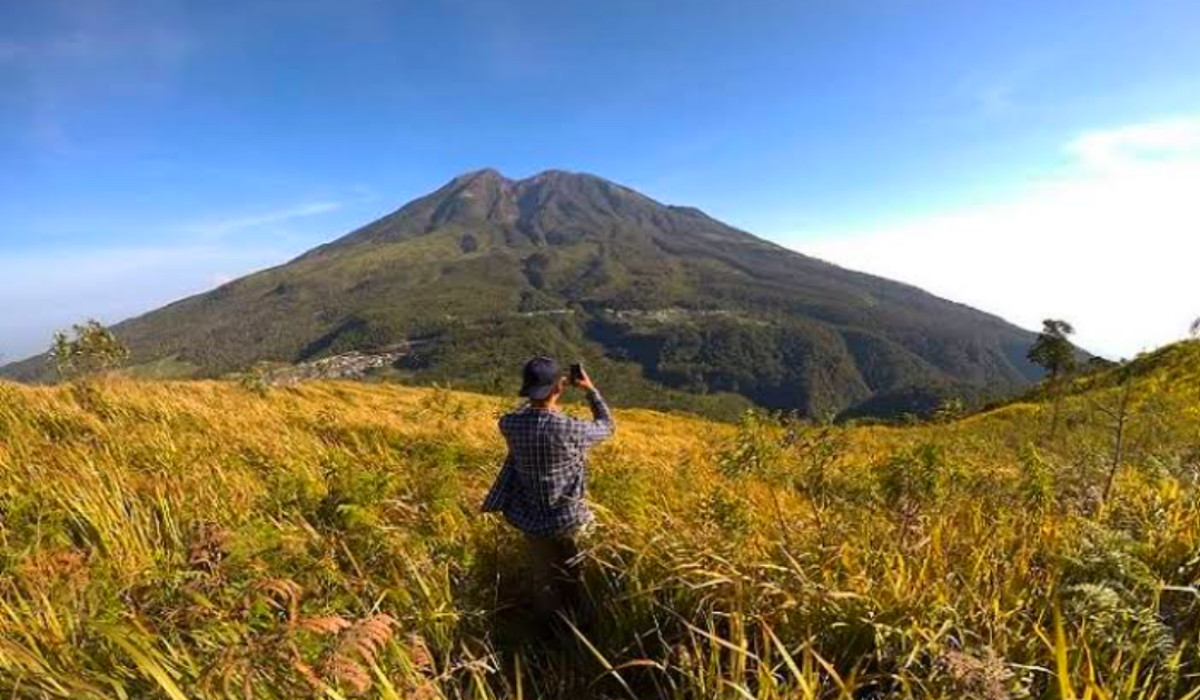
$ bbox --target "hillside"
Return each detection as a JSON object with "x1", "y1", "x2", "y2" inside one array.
[
  {"x1": 1, "y1": 341, "x2": 1198, "y2": 697},
  {"x1": 2, "y1": 169, "x2": 1042, "y2": 419}
]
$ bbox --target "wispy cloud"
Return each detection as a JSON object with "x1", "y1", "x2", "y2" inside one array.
[
  {"x1": 1066, "y1": 118, "x2": 1200, "y2": 171},
  {"x1": 969, "y1": 79, "x2": 1019, "y2": 118},
  {"x1": 0, "y1": 242, "x2": 305, "y2": 361},
  {"x1": 2, "y1": 192, "x2": 350, "y2": 362},
  {"x1": 801, "y1": 116, "x2": 1200, "y2": 359},
  {"x1": 0, "y1": 195, "x2": 345, "y2": 360},
  {"x1": 960, "y1": 54, "x2": 1051, "y2": 120},
  {"x1": 180, "y1": 201, "x2": 342, "y2": 236}
]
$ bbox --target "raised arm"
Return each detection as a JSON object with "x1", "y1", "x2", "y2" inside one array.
[{"x1": 573, "y1": 367, "x2": 614, "y2": 447}]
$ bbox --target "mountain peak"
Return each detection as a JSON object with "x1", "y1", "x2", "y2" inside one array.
[
  {"x1": 318, "y1": 168, "x2": 682, "y2": 253},
  {"x1": 519, "y1": 169, "x2": 631, "y2": 193},
  {"x1": 2, "y1": 167, "x2": 1043, "y2": 421},
  {"x1": 451, "y1": 167, "x2": 510, "y2": 185},
  {"x1": 446, "y1": 168, "x2": 612, "y2": 190},
  {"x1": 522, "y1": 168, "x2": 588, "y2": 182}
]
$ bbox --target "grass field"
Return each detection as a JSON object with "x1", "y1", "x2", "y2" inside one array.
[{"x1": 1, "y1": 342, "x2": 1199, "y2": 698}]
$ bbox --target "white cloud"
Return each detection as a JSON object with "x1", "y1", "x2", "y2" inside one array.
[
  {"x1": 1066, "y1": 119, "x2": 1200, "y2": 171},
  {"x1": 180, "y1": 201, "x2": 342, "y2": 236},
  {"x1": 801, "y1": 117, "x2": 1200, "y2": 359},
  {"x1": 0, "y1": 194, "x2": 344, "y2": 362},
  {"x1": 0, "y1": 243, "x2": 299, "y2": 362}
]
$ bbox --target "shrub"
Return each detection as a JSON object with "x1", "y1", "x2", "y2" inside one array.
[
  {"x1": 877, "y1": 443, "x2": 952, "y2": 510},
  {"x1": 1018, "y1": 443, "x2": 1056, "y2": 509},
  {"x1": 49, "y1": 319, "x2": 129, "y2": 379},
  {"x1": 717, "y1": 409, "x2": 785, "y2": 479}
]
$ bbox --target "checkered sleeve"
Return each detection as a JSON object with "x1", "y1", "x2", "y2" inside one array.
[
  {"x1": 574, "y1": 389, "x2": 615, "y2": 448},
  {"x1": 481, "y1": 416, "x2": 517, "y2": 512}
]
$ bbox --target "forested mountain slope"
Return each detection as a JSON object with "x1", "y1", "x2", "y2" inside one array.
[{"x1": 2, "y1": 169, "x2": 1042, "y2": 418}]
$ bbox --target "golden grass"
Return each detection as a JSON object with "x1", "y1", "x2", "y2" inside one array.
[{"x1": 0, "y1": 346, "x2": 1198, "y2": 698}]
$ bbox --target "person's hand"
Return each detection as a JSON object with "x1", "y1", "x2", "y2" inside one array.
[{"x1": 574, "y1": 366, "x2": 596, "y2": 392}]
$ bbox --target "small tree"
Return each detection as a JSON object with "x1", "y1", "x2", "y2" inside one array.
[
  {"x1": 1092, "y1": 367, "x2": 1135, "y2": 511},
  {"x1": 1028, "y1": 319, "x2": 1077, "y2": 439},
  {"x1": 49, "y1": 320, "x2": 130, "y2": 379},
  {"x1": 1191, "y1": 317, "x2": 1200, "y2": 338},
  {"x1": 932, "y1": 396, "x2": 966, "y2": 423}
]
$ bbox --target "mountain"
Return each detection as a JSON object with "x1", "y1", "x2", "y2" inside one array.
[{"x1": 1, "y1": 169, "x2": 1043, "y2": 419}]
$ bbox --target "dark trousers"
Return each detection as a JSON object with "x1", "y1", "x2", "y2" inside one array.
[{"x1": 525, "y1": 529, "x2": 584, "y2": 621}]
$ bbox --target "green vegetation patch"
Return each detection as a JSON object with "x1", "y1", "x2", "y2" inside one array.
[{"x1": 0, "y1": 344, "x2": 1197, "y2": 697}]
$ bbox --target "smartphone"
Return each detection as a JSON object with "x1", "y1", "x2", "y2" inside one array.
[{"x1": 569, "y1": 362, "x2": 584, "y2": 383}]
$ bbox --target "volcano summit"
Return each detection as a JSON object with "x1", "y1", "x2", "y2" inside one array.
[{"x1": 2, "y1": 169, "x2": 1041, "y2": 419}]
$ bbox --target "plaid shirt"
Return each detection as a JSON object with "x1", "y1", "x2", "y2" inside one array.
[{"x1": 481, "y1": 390, "x2": 615, "y2": 537}]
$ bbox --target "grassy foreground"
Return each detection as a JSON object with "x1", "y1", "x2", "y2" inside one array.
[{"x1": 1, "y1": 343, "x2": 1199, "y2": 698}]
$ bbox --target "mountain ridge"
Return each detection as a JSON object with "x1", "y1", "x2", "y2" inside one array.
[{"x1": 2, "y1": 168, "x2": 1042, "y2": 419}]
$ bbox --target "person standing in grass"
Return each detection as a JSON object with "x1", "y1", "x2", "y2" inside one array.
[{"x1": 482, "y1": 356, "x2": 615, "y2": 619}]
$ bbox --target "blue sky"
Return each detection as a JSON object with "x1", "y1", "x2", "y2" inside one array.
[{"x1": 2, "y1": 0, "x2": 1199, "y2": 361}]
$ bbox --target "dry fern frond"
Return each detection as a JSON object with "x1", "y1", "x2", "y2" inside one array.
[
  {"x1": 14, "y1": 547, "x2": 91, "y2": 592},
  {"x1": 403, "y1": 635, "x2": 439, "y2": 700},
  {"x1": 408, "y1": 680, "x2": 440, "y2": 700},
  {"x1": 338, "y1": 614, "x2": 396, "y2": 664},
  {"x1": 250, "y1": 578, "x2": 303, "y2": 602},
  {"x1": 297, "y1": 615, "x2": 353, "y2": 635},
  {"x1": 407, "y1": 633, "x2": 433, "y2": 671},
  {"x1": 292, "y1": 660, "x2": 325, "y2": 692},
  {"x1": 187, "y1": 524, "x2": 230, "y2": 572},
  {"x1": 324, "y1": 655, "x2": 371, "y2": 694},
  {"x1": 247, "y1": 578, "x2": 303, "y2": 623},
  {"x1": 315, "y1": 613, "x2": 397, "y2": 695},
  {"x1": 937, "y1": 648, "x2": 1014, "y2": 700}
]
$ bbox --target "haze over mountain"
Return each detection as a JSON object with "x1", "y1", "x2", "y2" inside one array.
[{"x1": 2, "y1": 169, "x2": 1042, "y2": 418}]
